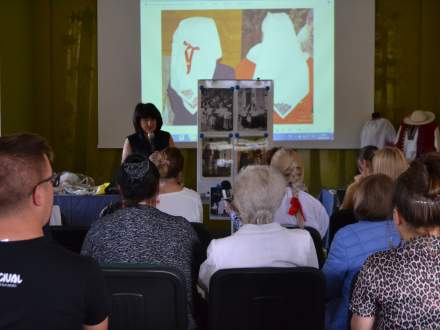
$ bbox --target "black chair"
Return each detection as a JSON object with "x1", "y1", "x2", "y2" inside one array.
[
  {"x1": 190, "y1": 222, "x2": 212, "y2": 261},
  {"x1": 102, "y1": 265, "x2": 188, "y2": 330},
  {"x1": 284, "y1": 226, "x2": 325, "y2": 268},
  {"x1": 304, "y1": 226, "x2": 325, "y2": 268},
  {"x1": 48, "y1": 225, "x2": 89, "y2": 253},
  {"x1": 328, "y1": 209, "x2": 357, "y2": 249},
  {"x1": 208, "y1": 267, "x2": 325, "y2": 330}
]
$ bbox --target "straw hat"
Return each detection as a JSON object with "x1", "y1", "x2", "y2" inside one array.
[{"x1": 403, "y1": 110, "x2": 435, "y2": 126}]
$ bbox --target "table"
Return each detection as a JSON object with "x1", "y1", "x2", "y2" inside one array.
[{"x1": 53, "y1": 194, "x2": 120, "y2": 226}]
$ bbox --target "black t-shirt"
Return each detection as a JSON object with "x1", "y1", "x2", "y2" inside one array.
[{"x1": 0, "y1": 236, "x2": 108, "y2": 330}]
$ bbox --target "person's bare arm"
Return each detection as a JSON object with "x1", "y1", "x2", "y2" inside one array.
[
  {"x1": 351, "y1": 315, "x2": 374, "y2": 330},
  {"x1": 121, "y1": 138, "x2": 131, "y2": 163},
  {"x1": 83, "y1": 317, "x2": 108, "y2": 330}
]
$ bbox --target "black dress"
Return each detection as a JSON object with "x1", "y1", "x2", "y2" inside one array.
[{"x1": 127, "y1": 130, "x2": 171, "y2": 157}]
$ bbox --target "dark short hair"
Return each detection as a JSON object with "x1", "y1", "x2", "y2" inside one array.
[
  {"x1": 394, "y1": 153, "x2": 440, "y2": 228},
  {"x1": 353, "y1": 174, "x2": 395, "y2": 221},
  {"x1": 117, "y1": 154, "x2": 160, "y2": 204},
  {"x1": 0, "y1": 133, "x2": 54, "y2": 215},
  {"x1": 358, "y1": 145, "x2": 378, "y2": 163},
  {"x1": 132, "y1": 103, "x2": 163, "y2": 133}
]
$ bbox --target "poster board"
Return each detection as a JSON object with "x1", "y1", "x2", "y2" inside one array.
[{"x1": 196, "y1": 79, "x2": 273, "y2": 219}]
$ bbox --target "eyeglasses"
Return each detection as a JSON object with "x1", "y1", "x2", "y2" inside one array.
[{"x1": 29, "y1": 173, "x2": 57, "y2": 196}]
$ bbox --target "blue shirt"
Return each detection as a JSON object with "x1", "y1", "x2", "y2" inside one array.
[{"x1": 322, "y1": 220, "x2": 401, "y2": 330}]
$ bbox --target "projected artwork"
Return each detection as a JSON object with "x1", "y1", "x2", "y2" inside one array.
[
  {"x1": 161, "y1": 9, "x2": 313, "y2": 126},
  {"x1": 141, "y1": 0, "x2": 334, "y2": 143}
]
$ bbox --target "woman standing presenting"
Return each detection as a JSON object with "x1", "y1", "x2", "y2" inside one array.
[{"x1": 122, "y1": 103, "x2": 174, "y2": 162}]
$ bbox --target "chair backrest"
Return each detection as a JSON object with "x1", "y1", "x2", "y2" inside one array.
[
  {"x1": 318, "y1": 189, "x2": 339, "y2": 216},
  {"x1": 303, "y1": 226, "x2": 325, "y2": 268},
  {"x1": 190, "y1": 222, "x2": 212, "y2": 257},
  {"x1": 48, "y1": 225, "x2": 89, "y2": 253},
  {"x1": 102, "y1": 265, "x2": 188, "y2": 330},
  {"x1": 284, "y1": 226, "x2": 325, "y2": 268},
  {"x1": 208, "y1": 267, "x2": 325, "y2": 330},
  {"x1": 328, "y1": 209, "x2": 357, "y2": 249}
]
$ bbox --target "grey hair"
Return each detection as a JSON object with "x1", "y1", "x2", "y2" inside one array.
[{"x1": 233, "y1": 165, "x2": 287, "y2": 225}]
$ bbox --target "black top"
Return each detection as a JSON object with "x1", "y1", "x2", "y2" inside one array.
[
  {"x1": 350, "y1": 236, "x2": 440, "y2": 329},
  {"x1": 127, "y1": 130, "x2": 171, "y2": 157},
  {"x1": 0, "y1": 236, "x2": 109, "y2": 330}
]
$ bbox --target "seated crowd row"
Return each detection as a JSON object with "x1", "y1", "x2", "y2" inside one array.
[{"x1": 0, "y1": 133, "x2": 439, "y2": 330}]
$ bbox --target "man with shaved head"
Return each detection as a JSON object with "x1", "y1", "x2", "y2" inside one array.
[{"x1": 0, "y1": 133, "x2": 109, "y2": 330}]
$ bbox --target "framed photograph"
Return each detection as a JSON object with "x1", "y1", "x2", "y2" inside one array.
[
  {"x1": 235, "y1": 136, "x2": 269, "y2": 174},
  {"x1": 237, "y1": 88, "x2": 269, "y2": 131},
  {"x1": 209, "y1": 186, "x2": 229, "y2": 219},
  {"x1": 199, "y1": 88, "x2": 234, "y2": 132},
  {"x1": 201, "y1": 137, "x2": 233, "y2": 178}
]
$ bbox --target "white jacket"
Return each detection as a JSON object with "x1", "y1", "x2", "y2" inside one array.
[
  {"x1": 198, "y1": 222, "x2": 318, "y2": 291},
  {"x1": 274, "y1": 188, "x2": 329, "y2": 238}
]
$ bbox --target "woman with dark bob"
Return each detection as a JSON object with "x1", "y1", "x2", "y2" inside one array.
[
  {"x1": 323, "y1": 174, "x2": 400, "y2": 330},
  {"x1": 350, "y1": 153, "x2": 440, "y2": 329},
  {"x1": 122, "y1": 103, "x2": 174, "y2": 162},
  {"x1": 82, "y1": 154, "x2": 199, "y2": 329}
]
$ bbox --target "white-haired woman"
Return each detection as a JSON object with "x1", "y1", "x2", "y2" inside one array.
[
  {"x1": 270, "y1": 148, "x2": 329, "y2": 238},
  {"x1": 198, "y1": 165, "x2": 318, "y2": 291}
]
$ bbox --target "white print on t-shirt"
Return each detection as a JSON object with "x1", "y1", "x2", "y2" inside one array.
[{"x1": 0, "y1": 272, "x2": 23, "y2": 288}]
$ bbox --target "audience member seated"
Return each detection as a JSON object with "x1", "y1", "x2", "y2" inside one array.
[
  {"x1": 323, "y1": 174, "x2": 400, "y2": 330},
  {"x1": 198, "y1": 165, "x2": 318, "y2": 291},
  {"x1": 270, "y1": 148, "x2": 329, "y2": 238},
  {"x1": 150, "y1": 147, "x2": 203, "y2": 223},
  {"x1": 350, "y1": 153, "x2": 440, "y2": 329},
  {"x1": 0, "y1": 133, "x2": 109, "y2": 330},
  {"x1": 371, "y1": 146, "x2": 408, "y2": 180},
  {"x1": 81, "y1": 154, "x2": 200, "y2": 329},
  {"x1": 340, "y1": 145, "x2": 377, "y2": 210}
]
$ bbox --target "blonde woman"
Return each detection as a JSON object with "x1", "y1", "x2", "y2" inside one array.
[
  {"x1": 372, "y1": 147, "x2": 408, "y2": 180},
  {"x1": 341, "y1": 147, "x2": 407, "y2": 210},
  {"x1": 150, "y1": 147, "x2": 203, "y2": 223},
  {"x1": 198, "y1": 165, "x2": 318, "y2": 291},
  {"x1": 270, "y1": 148, "x2": 329, "y2": 238}
]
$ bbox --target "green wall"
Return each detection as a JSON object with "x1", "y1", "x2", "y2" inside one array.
[{"x1": 1, "y1": 0, "x2": 440, "y2": 234}]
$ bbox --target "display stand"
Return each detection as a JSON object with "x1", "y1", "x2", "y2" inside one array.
[{"x1": 196, "y1": 79, "x2": 273, "y2": 219}]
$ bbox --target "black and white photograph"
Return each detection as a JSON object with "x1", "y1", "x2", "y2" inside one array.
[
  {"x1": 201, "y1": 137, "x2": 232, "y2": 177},
  {"x1": 237, "y1": 88, "x2": 268, "y2": 131},
  {"x1": 200, "y1": 88, "x2": 234, "y2": 132},
  {"x1": 235, "y1": 137, "x2": 268, "y2": 173},
  {"x1": 209, "y1": 186, "x2": 229, "y2": 218}
]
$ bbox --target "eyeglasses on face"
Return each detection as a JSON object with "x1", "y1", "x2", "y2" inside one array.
[{"x1": 29, "y1": 173, "x2": 57, "y2": 196}]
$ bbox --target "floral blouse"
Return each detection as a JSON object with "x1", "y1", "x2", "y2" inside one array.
[{"x1": 350, "y1": 236, "x2": 440, "y2": 329}]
